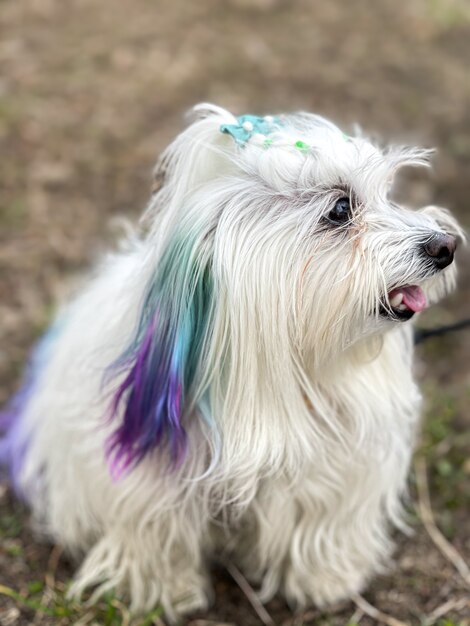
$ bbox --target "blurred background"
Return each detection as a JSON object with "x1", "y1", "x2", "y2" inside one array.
[{"x1": 0, "y1": 1, "x2": 469, "y2": 625}]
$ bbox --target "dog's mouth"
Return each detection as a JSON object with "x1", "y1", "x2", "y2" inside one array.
[{"x1": 380, "y1": 285, "x2": 427, "y2": 321}]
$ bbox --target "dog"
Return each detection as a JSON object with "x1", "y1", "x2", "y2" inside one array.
[{"x1": 0, "y1": 104, "x2": 463, "y2": 619}]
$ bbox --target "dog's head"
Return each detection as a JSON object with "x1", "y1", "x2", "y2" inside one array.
[
  {"x1": 149, "y1": 104, "x2": 462, "y2": 351},
  {"x1": 107, "y1": 104, "x2": 463, "y2": 473}
]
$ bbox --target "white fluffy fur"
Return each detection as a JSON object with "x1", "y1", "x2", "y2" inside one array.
[{"x1": 13, "y1": 104, "x2": 462, "y2": 619}]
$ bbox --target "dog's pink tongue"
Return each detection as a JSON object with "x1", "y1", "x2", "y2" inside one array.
[
  {"x1": 402, "y1": 286, "x2": 427, "y2": 312},
  {"x1": 391, "y1": 285, "x2": 427, "y2": 312}
]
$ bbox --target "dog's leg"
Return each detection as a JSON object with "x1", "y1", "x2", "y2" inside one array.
[
  {"x1": 247, "y1": 453, "x2": 410, "y2": 609},
  {"x1": 68, "y1": 505, "x2": 212, "y2": 620},
  {"x1": 19, "y1": 406, "x2": 213, "y2": 619},
  {"x1": 280, "y1": 486, "x2": 393, "y2": 608}
]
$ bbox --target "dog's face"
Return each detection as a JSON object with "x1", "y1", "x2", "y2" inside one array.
[
  {"x1": 159, "y1": 108, "x2": 462, "y2": 365},
  {"x1": 147, "y1": 108, "x2": 464, "y2": 366}
]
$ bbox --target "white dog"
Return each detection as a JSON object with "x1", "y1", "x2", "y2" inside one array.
[{"x1": 0, "y1": 104, "x2": 462, "y2": 619}]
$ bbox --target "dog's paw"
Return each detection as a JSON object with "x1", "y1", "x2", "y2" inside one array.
[
  {"x1": 159, "y1": 568, "x2": 212, "y2": 621},
  {"x1": 67, "y1": 533, "x2": 211, "y2": 620},
  {"x1": 282, "y1": 564, "x2": 368, "y2": 610}
]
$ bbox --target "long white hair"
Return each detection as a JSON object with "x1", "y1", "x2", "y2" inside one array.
[{"x1": 0, "y1": 104, "x2": 462, "y2": 618}]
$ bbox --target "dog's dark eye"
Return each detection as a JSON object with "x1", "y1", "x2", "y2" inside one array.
[{"x1": 327, "y1": 197, "x2": 352, "y2": 226}]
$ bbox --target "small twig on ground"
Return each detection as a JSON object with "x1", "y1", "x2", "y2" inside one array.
[
  {"x1": 0, "y1": 583, "x2": 18, "y2": 600},
  {"x1": 281, "y1": 609, "x2": 320, "y2": 626},
  {"x1": 433, "y1": 437, "x2": 453, "y2": 458},
  {"x1": 352, "y1": 594, "x2": 408, "y2": 626},
  {"x1": 188, "y1": 619, "x2": 236, "y2": 626},
  {"x1": 425, "y1": 597, "x2": 470, "y2": 625},
  {"x1": 35, "y1": 543, "x2": 65, "y2": 621},
  {"x1": 72, "y1": 612, "x2": 95, "y2": 626},
  {"x1": 349, "y1": 607, "x2": 364, "y2": 624},
  {"x1": 110, "y1": 598, "x2": 132, "y2": 626},
  {"x1": 2, "y1": 608, "x2": 21, "y2": 626},
  {"x1": 414, "y1": 456, "x2": 470, "y2": 587},
  {"x1": 225, "y1": 562, "x2": 275, "y2": 626},
  {"x1": 45, "y1": 543, "x2": 64, "y2": 590}
]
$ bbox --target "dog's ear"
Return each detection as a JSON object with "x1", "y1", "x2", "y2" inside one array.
[
  {"x1": 107, "y1": 105, "x2": 235, "y2": 476},
  {"x1": 106, "y1": 234, "x2": 214, "y2": 478},
  {"x1": 144, "y1": 104, "x2": 237, "y2": 227}
]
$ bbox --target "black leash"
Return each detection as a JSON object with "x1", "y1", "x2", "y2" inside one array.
[{"x1": 414, "y1": 318, "x2": 470, "y2": 344}]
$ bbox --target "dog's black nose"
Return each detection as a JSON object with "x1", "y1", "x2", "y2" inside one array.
[{"x1": 423, "y1": 233, "x2": 457, "y2": 269}]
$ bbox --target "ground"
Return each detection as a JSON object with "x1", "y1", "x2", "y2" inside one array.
[{"x1": 0, "y1": 0, "x2": 469, "y2": 624}]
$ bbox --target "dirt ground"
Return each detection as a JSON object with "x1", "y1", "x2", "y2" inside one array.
[{"x1": 0, "y1": 1, "x2": 469, "y2": 624}]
